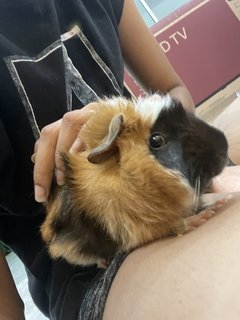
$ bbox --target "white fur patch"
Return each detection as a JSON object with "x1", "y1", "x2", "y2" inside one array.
[
  {"x1": 103, "y1": 94, "x2": 173, "y2": 125},
  {"x1": 135, "y1": 94, "x2": 173, "y2": 125},
  {"x1": 103, "y1": 96, "x2": 129, "y2": 109}
]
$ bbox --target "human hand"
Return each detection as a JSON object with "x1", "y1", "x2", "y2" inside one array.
[
  {"x1": 33, "y1": 102, "x2": 98, "y2": 202},
  {"x1": 212, "y1": 165, "x2": 240, "y2": 193}
]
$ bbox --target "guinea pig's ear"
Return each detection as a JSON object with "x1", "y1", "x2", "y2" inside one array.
[{"x1": 87, "y1": 114, "x2": 124, "y2": 164}]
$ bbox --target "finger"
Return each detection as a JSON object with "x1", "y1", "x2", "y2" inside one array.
[
  {"x1": 34, "y1": 120, "x2": 61, "y2": 202},
  {"x1": 212, "y1": 166, "x2": 240, "y2": 193},
  {"x1": 55, "y1": 103, "x2": 97, "y2": 185}
]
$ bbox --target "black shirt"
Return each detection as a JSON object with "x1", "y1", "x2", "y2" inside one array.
[{"x1": 0, "y1": 0, "x2": 124, "y2": 318}]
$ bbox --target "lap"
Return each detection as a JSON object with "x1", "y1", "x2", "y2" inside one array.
[{"x1": 103, "y1": 192, "x2": 240, "y2": 320}]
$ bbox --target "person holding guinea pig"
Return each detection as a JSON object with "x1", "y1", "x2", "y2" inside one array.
[{"x1": 0, "y1": 0, "x2": 240, "y2": 319}]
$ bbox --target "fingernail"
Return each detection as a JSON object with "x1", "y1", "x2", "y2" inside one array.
[
  {"x1": 56, "y1": 169, "x2": 65, "y2": 186},
  {"x1": 35, "y1": 185, "x2": 46, "y2": 203}
]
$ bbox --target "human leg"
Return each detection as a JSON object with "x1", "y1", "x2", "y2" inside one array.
[{"x1": 103, "y1": 193, "x2": 240, "y2": 320}]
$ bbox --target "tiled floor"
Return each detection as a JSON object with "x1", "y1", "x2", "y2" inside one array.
[{"x1": 6, "y1": 252, "x2": 48, "y2": 320}]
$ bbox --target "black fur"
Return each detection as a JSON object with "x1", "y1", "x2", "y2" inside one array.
[{"x1": 149, "y1": 100, "x2": 228, "y2": 192}]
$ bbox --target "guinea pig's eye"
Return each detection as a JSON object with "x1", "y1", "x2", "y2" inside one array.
[{"x1": 149, "y1": 133, "x2": 165, "y2": 149}]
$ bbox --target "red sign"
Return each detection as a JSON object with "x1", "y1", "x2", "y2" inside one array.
[{"x1": 125, "y1": 0, "x2": 240, "y2": 105}]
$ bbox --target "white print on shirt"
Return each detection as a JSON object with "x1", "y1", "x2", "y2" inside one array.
[{"x1": 4, "y1": 25, "x2": 122, "y2": 139}]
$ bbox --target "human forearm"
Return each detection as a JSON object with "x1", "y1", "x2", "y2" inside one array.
[
  {"x1": 0, "y1": 251, "x2": 25, "y2": 320},
  {"x1": 119, "y1": 0, "x2": 195, "y2": 112},
  {"x1": 168, "y1": 84, "x2": 195, "y2": 112}
]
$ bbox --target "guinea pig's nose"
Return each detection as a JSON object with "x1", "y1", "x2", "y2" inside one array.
[{"x1": 206, "y1": 146, "x2": 228, "y2": 179}]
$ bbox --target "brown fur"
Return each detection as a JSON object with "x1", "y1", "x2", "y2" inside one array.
[{"x1": 41, "y1": 98, "x2": 194, "y2": 266}]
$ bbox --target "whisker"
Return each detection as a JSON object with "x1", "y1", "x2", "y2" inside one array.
[{"x1": 193, "y1": 177, "x2": 200, "y2": 215}]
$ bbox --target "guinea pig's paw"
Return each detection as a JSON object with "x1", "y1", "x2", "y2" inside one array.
[
  {"x1": 210, "y1": 193, "x2": 233, "y2": 210},
  {"x1": 182, "y1": 209, "x2": 216, "y2": 233}
]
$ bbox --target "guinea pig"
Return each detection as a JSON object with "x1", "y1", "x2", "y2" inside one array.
[{"x1": 40, "y1": 94, "x2": 228, "y2": 267}]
